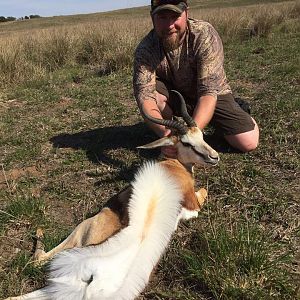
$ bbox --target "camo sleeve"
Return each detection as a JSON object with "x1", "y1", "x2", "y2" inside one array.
[{"x1": 133, "y1": 40, "x2": 157, "y2": 108}]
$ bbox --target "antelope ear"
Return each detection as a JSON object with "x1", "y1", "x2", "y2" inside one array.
[{"x1": 137, "y1": 136, "x2": 175, "y2": 149}]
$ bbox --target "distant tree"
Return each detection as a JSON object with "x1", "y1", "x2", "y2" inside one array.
[
  {"x1": 0, "y1": 16, "x2": 17, "y2": 22},
  {"x1": 6, "y1": 16, "x2": 16, "y2": 21},
  {"x1": 29, "y1": 15, "x2": 41, "y2": 19}
]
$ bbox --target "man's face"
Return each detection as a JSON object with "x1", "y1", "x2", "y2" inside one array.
[{"x1": 152, "y1": 9, "x2": 188, "y2": 51}]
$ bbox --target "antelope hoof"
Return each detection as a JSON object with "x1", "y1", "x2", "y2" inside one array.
[
  {"x1": 196, "y1": 188, "x2": 208, "y2": 207},
  {"x1": 33, "y1": 228, "x2": 46, "y2": 265}
]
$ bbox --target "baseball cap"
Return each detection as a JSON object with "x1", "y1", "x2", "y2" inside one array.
[{"x1": 151, "y1": 0, "x2": 188, "y2": 16}]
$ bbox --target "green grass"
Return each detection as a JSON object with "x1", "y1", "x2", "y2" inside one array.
[
  {"x1": 183, "y1": 224, "x2": 294, "y2": 299},
  {"x1": 0, "y1": 1, "x2": 299, "y2": 299}
]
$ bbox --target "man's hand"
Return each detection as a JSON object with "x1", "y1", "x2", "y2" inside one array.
[
  {"x1": 142, "y1": 100, "x2": 169, "y2": 138},
  {"x1": 141, "y1": 101, "x2": 178, "y2": 158}
]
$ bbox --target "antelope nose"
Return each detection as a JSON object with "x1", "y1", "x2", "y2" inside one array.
[
  {"x1": 208, "y1": 154, "x2": 219, "y2": 165},
  {"x1": 208, "y1": 154, "x2": 219, "y2": 161}
]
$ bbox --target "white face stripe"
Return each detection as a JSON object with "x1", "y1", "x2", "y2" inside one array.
[
  {"x1": 181, "y1": 129, "x2": 203, "y2": 146},
  {"x1": 176, "y1": 127, "x2": 219, "y2": 166}
]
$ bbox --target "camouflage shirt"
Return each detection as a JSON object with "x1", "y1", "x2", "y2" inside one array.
[{"x1": 133, "y1": 18, "x2": 232, "y2": 107}]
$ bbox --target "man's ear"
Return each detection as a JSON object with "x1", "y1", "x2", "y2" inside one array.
[
  {"x1": 185, "y1": 7, "x2": 189, "y2": 18},
  {"x1": 137, "y1": 136, "x2": 176, "y2": 149}
]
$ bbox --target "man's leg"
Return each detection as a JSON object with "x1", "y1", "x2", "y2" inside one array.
[
  {"x1": 211, "y1": 94, "x2": 259, "y2": 152},
  {"x1": 224, "y1": 117, "x2": 259, "y2": 152},
  {"x1": 155, "y1": 83, "x2": 259, "y2": 152}
]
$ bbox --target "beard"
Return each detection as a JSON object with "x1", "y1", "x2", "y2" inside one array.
[{"x1": 161, "y1": 32, "x2": 181, "y2": 52}]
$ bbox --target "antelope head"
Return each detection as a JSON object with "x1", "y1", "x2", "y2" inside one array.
[{"x1": 138, "y1": 90, "x2": 219, "y2": 167}]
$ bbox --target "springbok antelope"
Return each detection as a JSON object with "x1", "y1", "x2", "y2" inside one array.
[{"x1": 6, "y1": 90, "x2": 219, "y2": 300}]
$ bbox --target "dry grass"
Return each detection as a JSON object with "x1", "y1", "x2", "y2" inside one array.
[
  {"x1": 190, "y1": 1, "x2": 300, "y2": 40},
  {"x1": 0, "y1": 1, "x2": 299, "y2": 85},
  {"x1": 0, "y1": 18, "x2": 151, "y2": 84}
]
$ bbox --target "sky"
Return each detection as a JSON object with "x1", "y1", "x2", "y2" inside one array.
[{"x1": 1, "y1": 0, "x2": 150, "y2": 18}]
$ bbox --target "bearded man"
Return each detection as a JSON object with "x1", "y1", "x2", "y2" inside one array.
[{"x1": 133, "y1": 0, "x2": 259, "y2": 155}]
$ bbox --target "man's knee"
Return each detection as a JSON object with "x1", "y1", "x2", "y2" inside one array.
[
  {"x1": 225, "y1": 121, "x2": 259, "y2": 152},
  {"x1": 225, "y1": 134, "x2": 258, "y2": 152},
  {"x1": 239, "y1": 136, "x2": 259, "y2": 152}
]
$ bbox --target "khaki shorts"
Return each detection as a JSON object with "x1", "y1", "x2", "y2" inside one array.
[{"x1": 156, "y1": 80, "x2": 255, "y2": 136}]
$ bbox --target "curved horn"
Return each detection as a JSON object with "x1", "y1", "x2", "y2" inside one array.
[
  {"x1": 141, "y1": 104, "x2": 187, "y2": 135},
  {"x1": 171, "y1": 90, "x2": 197, "y2": 127}
]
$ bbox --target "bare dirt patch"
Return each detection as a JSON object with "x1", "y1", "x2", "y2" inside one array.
[{"x1": 0, "y1": 165, "x2": 42, "y2": 190}]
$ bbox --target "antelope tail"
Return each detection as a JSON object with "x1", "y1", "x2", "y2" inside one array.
[{"x1": 16, "y1": 162, "x2": 182, "y2": 300}]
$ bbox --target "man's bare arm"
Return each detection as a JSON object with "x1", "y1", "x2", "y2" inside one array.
[
  {"x1": 142, "y1": 100, "x2": 171, "y2": 138},
  {"x1": 192, "y1": 95, "x2": 217, "y2": 130}
]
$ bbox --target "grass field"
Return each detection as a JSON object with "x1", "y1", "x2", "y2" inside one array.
[{"x1": 0, "y1": 0, "x2": 299, "y2": 299}]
